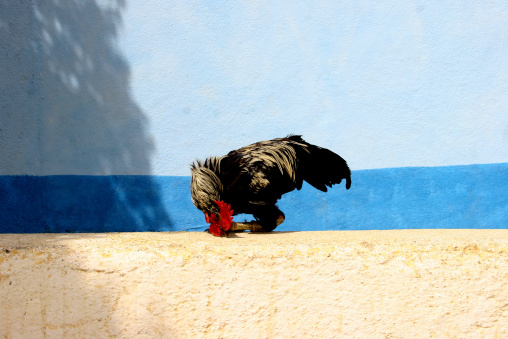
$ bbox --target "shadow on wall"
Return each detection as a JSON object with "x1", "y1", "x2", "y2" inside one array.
[{"x1": 0, "y1": 1, "x2": 173, "y2": 232}]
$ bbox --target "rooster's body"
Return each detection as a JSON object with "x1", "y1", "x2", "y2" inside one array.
[{"x1": 191, "y1": 135, "x2": 351, "y2": 235}]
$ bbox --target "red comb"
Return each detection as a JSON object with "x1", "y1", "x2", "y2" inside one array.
[
  {"x1": 214, "y1": 200, "x2": 234, "y2": 230},
  {"x1": 205, "y1": 200, "x2": 234, "y2": 237}
]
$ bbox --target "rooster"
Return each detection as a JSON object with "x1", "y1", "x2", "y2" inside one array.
[{"x1": 190, "y1": 135, "x2": 351, "y2": 236}]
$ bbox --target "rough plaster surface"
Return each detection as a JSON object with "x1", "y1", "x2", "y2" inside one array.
[
  {"x1": 2, "y1": 2, "x2": 508, "y2": 176},
  {"x1": 1, "y1": 230, "x2": 508, "y2": 338}
]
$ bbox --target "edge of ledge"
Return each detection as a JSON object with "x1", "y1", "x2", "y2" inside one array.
[{"x1": 1, "y1": 229, "x2": 508, "y2": 253}]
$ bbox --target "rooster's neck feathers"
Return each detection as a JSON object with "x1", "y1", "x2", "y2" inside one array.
[{"x1": 190, "y1": 156, "x2": 225, "y2": 213}]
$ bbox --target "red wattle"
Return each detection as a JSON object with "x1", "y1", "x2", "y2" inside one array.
[{"x1": 205, "y1": 201, "x2": 234, "y2": 237}]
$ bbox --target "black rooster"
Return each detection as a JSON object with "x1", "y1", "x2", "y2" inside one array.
[{"x1": 190, "y1": 135, "x2": 351, "y2": 236}]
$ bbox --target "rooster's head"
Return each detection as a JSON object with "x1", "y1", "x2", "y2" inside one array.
[{"x1": 205, "y1": 200, "x2": 234, "y2": 237}]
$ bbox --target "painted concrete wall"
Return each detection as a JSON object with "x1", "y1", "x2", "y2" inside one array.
[
  {"x1": 2, "y1": 4, "x2": 507, "y2": 337},
  {"x1": 1, "y1": 1, "x2": 507, "y2": 232},
  {"x1": 2, "y1": 231, "x2": 508, "y2": 338},
  {"x1": 1, "y1": 1, "x2": 507, "y2": 176},
  {"x1": 1, "y1": 164, "x2": 507, "y2": 233}
]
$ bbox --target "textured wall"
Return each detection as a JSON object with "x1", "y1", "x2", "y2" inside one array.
[
  {"x1": 1, "y1": 163, "x2": 507, "y2": 233},
  {"x1": 0, "y1": 1, "x2": 507, "y2": 232},
  {"x1": 120, "y1": 1, "x2": 508, "y2": 174},
  {"x1": 1, "y1": 231, "x2": 508, "y2": 338},
  {"x1": 1, "y1": 3, "x2": 507, "y2": 337},
  {"x1": 1, "y1": 1, "x2": 507, "y2": 176}
]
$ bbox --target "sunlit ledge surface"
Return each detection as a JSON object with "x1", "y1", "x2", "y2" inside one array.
[{"x1": 1, "y1": 230, "x2": 508, "y2": 338}]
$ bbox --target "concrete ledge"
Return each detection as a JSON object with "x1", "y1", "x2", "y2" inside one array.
[{"x1": 1, "y1": 230, "x2": 508, "y2": 338}]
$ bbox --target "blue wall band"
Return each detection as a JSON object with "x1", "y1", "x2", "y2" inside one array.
[{"x1": 1, "y1": 163, "x2": 507, "y2": 233}]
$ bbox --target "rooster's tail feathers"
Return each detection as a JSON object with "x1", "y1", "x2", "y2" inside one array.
[{"x1": 299, "y1": 143, "x2": 351, "y2": 192}]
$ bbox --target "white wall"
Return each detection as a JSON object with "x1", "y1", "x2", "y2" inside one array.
[
  {"x1": 1, "y1": 1, "x2": 508, "y2": 175},
  {"x1": 121, "y1": 1, "x2": 508, "y2": 174}
]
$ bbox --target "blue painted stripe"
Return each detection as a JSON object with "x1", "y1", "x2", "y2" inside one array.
[{"x1": 1, "y1": 163, "x2": 507, "y2": 233}]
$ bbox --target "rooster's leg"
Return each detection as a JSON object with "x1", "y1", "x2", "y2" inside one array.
[
  {"x1": 252, "y1": 205, "x2": 285, "y2": 232},
  {"x1": 230, "y1": 220, "x2": 263, "y2": 232}
]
